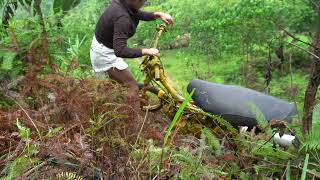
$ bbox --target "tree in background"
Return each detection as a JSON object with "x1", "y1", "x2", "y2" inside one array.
[
  {"x1": 301, "y1": 0, "x2": 320, "y2": 134},
  {"x1": 1, "y1": 0, "x2": 80, "y2": 29}
]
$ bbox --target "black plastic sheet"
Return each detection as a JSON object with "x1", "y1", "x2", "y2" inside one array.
[{"x1": 187, "y1": 80, "x2": 296, "y2": 128}]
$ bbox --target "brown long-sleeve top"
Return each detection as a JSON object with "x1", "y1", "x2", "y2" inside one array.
[{"x1": 95, "y1": 0, "x2": 156, "y2": 58}]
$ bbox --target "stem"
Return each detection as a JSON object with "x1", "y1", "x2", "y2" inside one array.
[{"x1": 34, "y1": 0, "x2": 48, "y2": 62}]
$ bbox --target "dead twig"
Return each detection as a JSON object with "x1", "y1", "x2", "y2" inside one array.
[
  {"x1": 308, "y1": 0, "x2": 320, "y2": 11},
  {"x1": 56, "y1": 123, "x2": 80, "y2": 139},
  {"x1": 273, "y1": 22, "x2": 317, "y2": 49},
  {"x1": 15, "y1": 101, "x2": 42, "y2": 141},
  {"x1": 134, "y1": 109, "x2": 149, "y2": 146},
  {"x1": 0, "y1": 76, "x2": 28, "y2": 107},
  {"x1": 6, "y1": 76, "x2": 25, "y2": 89},
  {"x1": 0, "y1": 47, "x2": 17, "y2": 52},
  {"x1": 125, "y1": 108, "x2": 149, "y2": 167},
  {"x1": 8, "y1": 29, "x2": 21, "y2": 53},
  {"x1": 271, "y1": 20, "x2": 317, "y2": 49},
  {"x1": 21, "y1": 161, "x2": 47, "y2": 178},
  {"x1": 289, "y1": 42, "x2": 320, "y2": 60}
]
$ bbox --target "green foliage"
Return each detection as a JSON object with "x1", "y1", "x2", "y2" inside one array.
[
  {"x1": 201, "y1": 128, "x2": 221, "y2": 156},
  {"x1": 1, "y1": 118, "x2": 38, "y2": 179},
  {"x1": 163, "y1": 88, "x2": 195, "y2": 146},
  {"x1": 0, "y1": 156, "x2": 29, "y2": 180},
  {"x1": 301, "y1": 154, "x2": 309, "y2": 180},
  {"x1": 254, "y1": 164, "x2": 282, "y2": 177},
  {"x1": 0, "y1": 0, "x2": 319, "y2": 178},
  {"x1": 1, "y1": 51, "x2": 14, "y2": 70},
  {"x1": 172, "y1": 147, "x2": 227, "y2": 178},
  {"x1": 301, "y1": 127, "x2": 320, "y2": 152},
  {"x1": 252, "y1": 140, "x2": 296, "y2": 161},
  {"x1": 247, "y1": 102, "x2": 268, "y2": 129},
  {"x1": 301, "y1": 104, "x2": 320, "y2": 152},
  {"x1": 53, "y1": 0, "x2": 81, "y2": 14},
  {"x1": 173, "y1": 148, "x2": 199, "y2": 172},
  {"x1": 240, "y1": 171, "x2": 250, "y2": 180},
  {"x1": 0, "y1": 51, "x2": 22, "y2": 81},
  {"x1": 286, "y1": 160, "x2": 291, "y2": 180},
  {"x1": 45, "y1": 126, "x2": 63, "y2": 137},
  {"x1": 135, "y1": 0, "x2": 314, "y2": 58},
  {"x1": 164, "y1": 127, "x2": 225, "y2": 178},
  {"x1": 66, "y1": 34, "x2": 86, "y2": 58},
  {"x1": 130, "y1": 140, "x2": 167, "y2": 174},
  {"x1": 88, "y1": 112, "x2": 110, "y2": 135},
  {"x1": 312, "y1": 103, "x2": 320, "y2": 122},
  {"x1": 16, "y1": 119, "x2": 30, "y2": 140},
  {"x1": 61, "y1": 0, "x2": 110, "y2": 64}
]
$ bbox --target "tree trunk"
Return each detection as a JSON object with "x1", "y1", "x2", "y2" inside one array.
[{"x1": 302, "y1": 10, "x2": 320, "y2": 134}]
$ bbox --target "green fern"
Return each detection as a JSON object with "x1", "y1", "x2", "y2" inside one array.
[
  {"x1": 286, "y1": 160, "x2": 291, "y2": 180},
  {"x1": 0, "y1": 156, "x2": 29, "y2": 180},
  {"x1": 201, "y1": 128, "x2": 221, "y2": 156},
  {"x1": 301, "y1": 154, "x2": 309, "y2": 180},
  {"x1": 1, "y1": 52, "x2": 15, "y2": 70},
  {"x1": 312, "y1": 103, "x2": 320, "y2": 123},
  {"x1": 213, "y1": 115, "x2": 239, "y2": 135},
  {"x1": 247, "y1": 102, "x2": 268, "y2": 129},
  {"x1": 173, "y1": 148, "x2": 200, "y2": 171},
  {"x1": 300, "y1": 104, "x2": 320, "y2": 152},
  {"x1": 16, "y1": 119, "x2": 31, "y2": 140},
  {"x1": 301, "y1": 126, "x2": 320, "y2": 151},
  {"x1": 172, "y1": 146, "x2": 226, "y2": 178}
]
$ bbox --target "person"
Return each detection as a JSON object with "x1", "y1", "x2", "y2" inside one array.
[{"x1": 90, "y1": 0, "x2": 173, "y2": 118}]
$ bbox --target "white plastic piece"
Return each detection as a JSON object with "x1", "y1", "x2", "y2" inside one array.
[
  {"x1": 239, "y1": 126, "x2": 249, "y2": 134},
  {"x1": 273, "y1": 133, "x2": 296, "y2": 147}
]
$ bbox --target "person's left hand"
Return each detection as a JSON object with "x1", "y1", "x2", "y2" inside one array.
[{"x1": 155, "y1": 12, "x2": 174, "y2": 25}]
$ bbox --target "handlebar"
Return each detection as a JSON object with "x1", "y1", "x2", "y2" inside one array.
[
  {"x1": 152, "y1": 23, "x2": 167, "y2": 49},
  {"x1": 151, "y1": 24, "x2": 166, "y2": 80}
]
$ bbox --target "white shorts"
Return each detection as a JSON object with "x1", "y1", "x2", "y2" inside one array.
[{"x1": 90, "y1": 36, "x2": 128, "y2": 72}]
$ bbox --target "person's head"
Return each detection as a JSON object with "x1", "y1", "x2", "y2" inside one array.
[{"x1": 126, "y1": 0, "x2": 147, "y2": 10}]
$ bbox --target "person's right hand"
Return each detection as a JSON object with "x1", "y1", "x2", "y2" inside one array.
[{"x1": 142, "y1": 48, "x2": 160, "y2": 57}]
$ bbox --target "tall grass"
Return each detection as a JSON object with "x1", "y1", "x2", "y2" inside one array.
[
  {"x1": 301, "y1": 154, "x2": 309, "y2": 180},
  {"x1": 163, "y1": 88, "x2": 195, "y2": 146}
]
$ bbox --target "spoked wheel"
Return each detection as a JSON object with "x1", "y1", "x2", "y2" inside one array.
[{"x1": 137, "y1": 83, "x2": 164, "y2": 111}]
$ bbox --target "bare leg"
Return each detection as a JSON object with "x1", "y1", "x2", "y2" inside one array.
[{"x1": 107, "y1": 68, "x2": 141, "y2": 116}]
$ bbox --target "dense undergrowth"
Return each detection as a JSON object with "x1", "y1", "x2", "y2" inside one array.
[{"x1": 0, "y1": 0, "x2": 320, "y2": 179}]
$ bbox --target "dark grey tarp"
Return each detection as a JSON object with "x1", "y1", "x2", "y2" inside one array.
[{"x1": 187, "y1": 80, "x2": 296, "y2": 128}]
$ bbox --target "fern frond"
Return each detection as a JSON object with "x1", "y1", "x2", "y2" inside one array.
[
  {"x1": 301, "y1": 128, "x2": 320, "y2": 152},
  {"x1": 56, "y1": 171, "x2": 83, "y2": 180},
  {"x1": 312, "y1": 103, "x2": 320, "y2": 123},
  {"x1": 173, "y1": 148, "x2": 198, "y2": 171},
  {"x1": 301, "y1": 154, "x2": 309, "y2": 180},
  {"x1": 214, "y1": 115, "x2": 238, "y2": 135},
  {"x1": 201, "y1": 128, "x2": 221, "y2": 156},
  {"x1": 1, "y1": 52, "x2": 16, "y2": 70},
  {"x1": 247, "y1": 102, "x2": 267, "y2": 129},
  {"x1": 301, "y1": 104, "x2": 320, "y2": 152}
]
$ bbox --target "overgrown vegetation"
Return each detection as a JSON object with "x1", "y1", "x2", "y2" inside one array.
[{"x1": 0, "y1": 0, "x2": 319, "y2": 179}]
